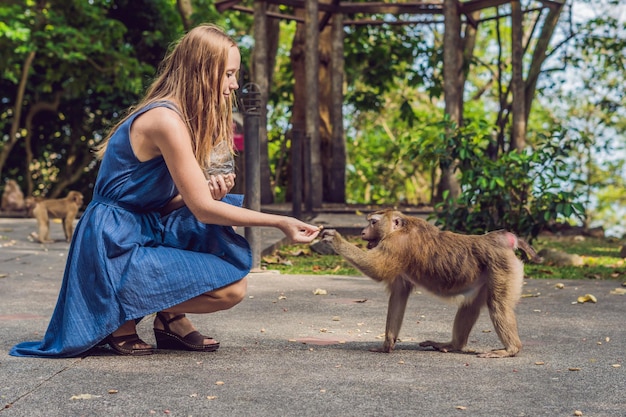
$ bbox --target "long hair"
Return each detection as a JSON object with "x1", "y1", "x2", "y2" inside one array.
[{"x1": 95, "y1": 24, "x2": 237, "y2": 170}]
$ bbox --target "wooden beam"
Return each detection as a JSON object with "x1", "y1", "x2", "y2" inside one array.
[
  {"x1": 262, "y1": 0, "x2": 443, "y2": 14},
  {"x1": 459, "y1": 0, "x2": 511, "y2": 14},
  {"x1": 215, "y1": 0, "x2": 243, "y2": 13},
  {"x1": 226, "y1": 5, "x2": 303, "y2": 22}
]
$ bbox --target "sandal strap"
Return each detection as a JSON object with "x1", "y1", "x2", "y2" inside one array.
[
  {"x1": 179, "y1": 330, "x2": 209, "y2": 346},
  {"x1": 109, "y1": 333, "x2": 147, "y2": 347},
  {"x1": 155, "y1": 312, "x2": 217, "y2": 347},
  {"x1": 156, "y1": 312, "x2": 186, "y2": 332}
]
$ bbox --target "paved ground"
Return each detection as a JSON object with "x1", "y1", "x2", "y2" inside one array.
[{"x1": 0, "y1": 215, "x2": 625, "y2": 417}]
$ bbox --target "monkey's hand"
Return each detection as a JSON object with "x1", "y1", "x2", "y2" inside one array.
[
  {"x1": 321, "y1": 228, "x2": 343, "y2": 246},
  {"x1": 320, "y1": 228, "x2": 336, "y2": 239}
]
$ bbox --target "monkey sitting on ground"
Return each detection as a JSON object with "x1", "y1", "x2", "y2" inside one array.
[
  {"x1": 322, "y1": 209, "x2": 542, "y2": 358},
  {"x1": 32, "y1": 191, "x2": 84, "y2": 243},
  {"x1": 1, "y1": 179, "x2": 26, "y2": 212}
]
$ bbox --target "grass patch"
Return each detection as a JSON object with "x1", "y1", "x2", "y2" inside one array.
[
  {"x1": 262, "y1": 235, "x2": 626, "y2": 282},
  {"x1": 525, "y1": 236, "x2": 625, "y2": 280}
]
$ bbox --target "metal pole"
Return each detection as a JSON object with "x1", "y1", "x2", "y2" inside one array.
[{"x1": 240, "y1": 83, "x2": 261, "y2": 269}]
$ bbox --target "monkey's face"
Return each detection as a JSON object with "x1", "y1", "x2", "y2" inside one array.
[{"x1": 362, "y1": 213, "x2": 384, "y2": 249}]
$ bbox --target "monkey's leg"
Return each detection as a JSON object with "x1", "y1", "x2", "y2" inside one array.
[
  {"x1": 372, "y1": 278, "x2": 412, "y2": 353},
  {"x1": 479, "y1": 298, "x2": 522, "y2": 358},
  {"x1": 420, "y1": 287, "x2": 487, "y2": 353},
  {"x1": 37, "y1": 210, "x2": 52, "y2": 243},
  {"x1": 62, "y1": 218, "x2": 69, "y2": 242}
]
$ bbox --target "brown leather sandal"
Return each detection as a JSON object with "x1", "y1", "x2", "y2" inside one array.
[
  {"x1": 106, "y1": 333, "x2": 154, "y2": 356},
  {"x1": 153, "y1": 312, "x2": 220, "y2": 352}
]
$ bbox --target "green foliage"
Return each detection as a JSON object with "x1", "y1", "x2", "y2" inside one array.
[
  {"x1": 344, "y1": 94, "x2": 434, "y2": 206},
  {"x1": 0, "y1": 0, "x2": 181, "y2": 195},
  {"x1": 417, "y1": 120, "x2": 586, "y2": 241}
]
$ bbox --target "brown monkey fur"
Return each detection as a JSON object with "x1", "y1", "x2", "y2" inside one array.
[
  {"x1": 322, "y1": 209, "x2": 542, "y2": 358},
  {"x1": 32, "y1": 191, "x2": 84, "y2": 243}
]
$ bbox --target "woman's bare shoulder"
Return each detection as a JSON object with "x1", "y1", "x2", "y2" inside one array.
[{"x1": 135, "y1": 105, "x2": 185, "y2": 133}]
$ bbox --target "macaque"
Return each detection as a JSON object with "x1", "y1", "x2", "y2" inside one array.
[
  {"x1": 32, "y1": 191, "x2": 84, "y2": 243},
  {"x1": 322, "y1": 209, "x2": 542, "y2": 358},
  {"x1": 1, "y1": 179, "x2": 26, "y2": 211}
]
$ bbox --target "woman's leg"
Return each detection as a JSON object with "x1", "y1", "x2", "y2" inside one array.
[
  {"x1": 111, "y1": 320, "x2": 153, "y2": 350},
  {"x1": 153, "y1": 277, "x2": 248, "y2": 346}
]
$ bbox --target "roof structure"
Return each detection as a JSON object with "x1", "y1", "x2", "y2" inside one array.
[{"x1": 216, "y1": 0, "x2": 565, "y2": 28}]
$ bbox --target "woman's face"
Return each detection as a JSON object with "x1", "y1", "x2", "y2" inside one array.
[{"x1": 222, "y1": 46, "x2": 240, "y2": 98}]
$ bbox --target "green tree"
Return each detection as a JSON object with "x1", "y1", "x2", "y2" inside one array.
[{"x1": 0, "y1": 0, "x2": 177, "y2": 197}]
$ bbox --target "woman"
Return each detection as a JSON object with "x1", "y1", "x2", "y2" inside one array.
[{"x1": 10, "y1": 24, "x2": 320, "y2": 358}]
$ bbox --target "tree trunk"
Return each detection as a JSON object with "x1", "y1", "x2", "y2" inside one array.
[
  {"x1": 176, "y1": 0, "x2": 193, "y2": 30},
  {"x1": 305, "y1": 0, "x2": 322, "y2": 209},
  {"x1": 510, "y1": 0, "x2": 526, "y2": 151},
  {"x1": 252, "y1": 1, "x2": 274, "y2": 204},
  {"x1": 0, "y1": 50, "x2": 35, "y2": 177},
  {"x1": 439, "y1": 0, "x2": 463, "y2": 201},
  {"x1": 328, "y1": 11, "x2": 346, "y2": 203},
  {"x1": 524, "y1": 3, "x2": 563, "y2": 124},
  {"x1": 23, "y1": 93, "x2": 61, "y2": 195},
  {"x1": 291, "y1": 9, "x2": 307, "y2": 206}
]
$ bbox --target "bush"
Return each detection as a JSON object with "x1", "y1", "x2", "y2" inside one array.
[{"x1": 417, "y1": 121, "x2": 586, "y2": 241}]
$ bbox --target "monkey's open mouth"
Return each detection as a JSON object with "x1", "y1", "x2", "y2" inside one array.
[{"x1": 366, "y1": 240, "x2": 378, "y2": 249}]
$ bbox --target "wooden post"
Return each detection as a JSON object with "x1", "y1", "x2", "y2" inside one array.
[
  {"x1": 329, "y1": 10, "x2": 346, "y2": 203},
  {"x1": 511, "y1": 0, "x2": 525, "y2": 151},
  {"x1": 305, "y1": 0, "x2": 321, "y2": 211}
]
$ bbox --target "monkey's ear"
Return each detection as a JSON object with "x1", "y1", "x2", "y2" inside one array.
[{"x1": 392, "y1": 216, "x2": 405, "y2": 230}]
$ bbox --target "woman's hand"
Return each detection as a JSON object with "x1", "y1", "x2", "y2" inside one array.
[
  {"x1": 159, "y1": 194, "x2": 185, "y2": 216},
  {"x1": 208, "y1": 173, "x2": 236, "y2": 200},
  {"x1": 280, "y1": 218, "x2": 321, "y2": 244}
]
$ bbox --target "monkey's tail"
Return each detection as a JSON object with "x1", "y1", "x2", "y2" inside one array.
[{"x1": 515, "y1": 238, "x2": 544, "y2": 264}]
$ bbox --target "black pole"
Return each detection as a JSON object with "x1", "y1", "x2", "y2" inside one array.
[{"x1": 240, "y1": 83, "x2": 261, "y2": 269}]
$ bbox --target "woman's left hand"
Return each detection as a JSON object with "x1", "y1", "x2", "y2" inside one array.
[{"x1": 208, "y1": 173, "x2": 236, "y2": 200}]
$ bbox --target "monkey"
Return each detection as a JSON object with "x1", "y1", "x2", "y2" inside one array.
[
  {"x1": 1, "y1": 179, "x2": 26, "y2": 212},
  {"x1": 32, "y1": 191, "x2": 84, "y2": 243},
  {"x1": 322, "y1": 209, "x2": 542, "y2": 358}
]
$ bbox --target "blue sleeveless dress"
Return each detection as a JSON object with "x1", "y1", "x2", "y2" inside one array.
[{"x1": 10, "y1": 102, "x2": 252, "y2": 358}]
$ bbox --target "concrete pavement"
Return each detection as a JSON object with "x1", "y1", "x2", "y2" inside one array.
[{"x1": 1, "y1": 216, "x2": 625, "y2": 416}]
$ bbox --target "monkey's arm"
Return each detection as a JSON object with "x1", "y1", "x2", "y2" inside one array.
[{"x1": 322, "y1": 229, "x2": 399, "y2": 281}]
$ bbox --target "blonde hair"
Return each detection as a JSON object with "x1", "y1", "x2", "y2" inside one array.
[{"x1": 95, "y1": 24, "x2": 237, "y2": 170}]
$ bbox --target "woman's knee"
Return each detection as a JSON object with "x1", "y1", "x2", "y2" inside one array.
[{"x1": 213, "y1": 277, "x2": 247, "y2": 307}]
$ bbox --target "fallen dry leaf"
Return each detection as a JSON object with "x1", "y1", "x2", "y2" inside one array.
[
  {"x1": 610, "y1": 288, "x2": 626, "y2": 295},
  {"x1": 70, "y1": 394, "x2": 102, "y2": 400},
  {"x1": 521, "y1": 293, "x2": 540, "y2": 298},
  {"x1": 535, "y1": 361, "x2": 545, "y2": 366},
  {"x1": 215, "y1": 381, "x2": 225, "y2": 386},
  {"x1": 555, "y1": 283, "x2": 565, "y2": 289},
  {"x1": 313, "y1": 288, "x2": 327, "y2": 295},
  {"x1": 108, "y1": 389, "x2": 118, "y2": 394},
  {"x1": 611, "y1": 364, "x2": 621, "y2": 368},
  {"x1": 455, "y1": 406, "x2": 467, "y2": 410},
  {"x1": 207, "y1": 396, "x2": 218, "y2": 400},
  {"x1": 576, "y1": 294, "x2": 597, "y2": 303},
  {"x1": 568, "y1": 367, "x2": 581, "y2": 371},
  {"x1": 573, "y1": 411, "x2": 583, "y2": 416}
]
